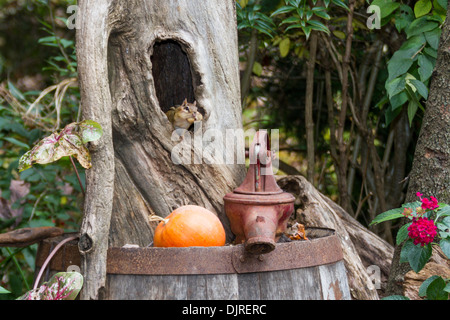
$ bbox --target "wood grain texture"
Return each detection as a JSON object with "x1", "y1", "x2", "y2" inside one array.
[{"x1": 104, "y1": 261, "x2": 350, "y2": 300}]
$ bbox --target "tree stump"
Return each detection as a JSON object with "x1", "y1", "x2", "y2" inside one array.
[{"x1": 76, "y1": 0, "x2": 245, "y2": 299}]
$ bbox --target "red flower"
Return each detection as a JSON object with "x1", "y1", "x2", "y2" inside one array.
[
  {"x1": 421, "y1": 196, "x2": 439, "y2": 210},
  {"x1": 407, "y1": 217, "x2": 437, "y2": 246},
  {"x1": 416, "y1": 192, "x2": 439, "y2": 211}
]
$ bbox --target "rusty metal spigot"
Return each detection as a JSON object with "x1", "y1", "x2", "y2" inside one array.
[{"x1": 224, "y1": 130, "x2": 295, "y2": 255}]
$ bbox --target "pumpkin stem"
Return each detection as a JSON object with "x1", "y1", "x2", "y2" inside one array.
[{"x1": 148, "y1": 214, "x2": 169, "y2": 224}]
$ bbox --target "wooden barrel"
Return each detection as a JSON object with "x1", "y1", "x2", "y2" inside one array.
[{"x1": 35, "y1": 228, "x2": 350, "y2": 300}]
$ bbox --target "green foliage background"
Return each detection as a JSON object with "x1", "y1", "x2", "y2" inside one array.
[{"x1": 0, "y1": 0, "x2": 80, "y2": 299}]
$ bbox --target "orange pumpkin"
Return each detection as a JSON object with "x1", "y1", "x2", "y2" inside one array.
[{"x1": 153, "y1": 205, "x2": 226, "y2": 247}]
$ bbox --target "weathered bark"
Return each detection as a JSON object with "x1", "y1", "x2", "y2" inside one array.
[
  {"x1": 276, "y1": 175, "x2": 394, "y2": 300},
  {"x1": 76, "y1": 0, "x2": 115, "y2": 300},
  {"x1": 386, "y1": 8, "x2": 450, "y2": 296},
  {"x1": 76, "y1": 0, "x2": 245, "y2": 299}
]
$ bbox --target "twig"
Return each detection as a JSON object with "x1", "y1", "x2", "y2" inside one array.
[
  {"x1": 305, "y1": 31, "x2": 318, "y2": 183},
  {"x1": 70, "y1": 156, "x2": 85, "y2": 197},
  {"x1": 28, "y1": 190, "x2": 48, "y2": 222}
]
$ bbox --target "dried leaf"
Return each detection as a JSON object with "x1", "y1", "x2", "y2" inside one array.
[
  {"x1": 18, "y1": 120, "x2": 102, "y2": 172},
  {"x1": 288, "y1": 223, "x2": 309, "y2": 241}
]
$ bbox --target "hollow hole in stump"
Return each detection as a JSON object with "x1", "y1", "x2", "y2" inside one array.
[{"x1": 151, "y1": 40, "x2": 204, "y2": 126}]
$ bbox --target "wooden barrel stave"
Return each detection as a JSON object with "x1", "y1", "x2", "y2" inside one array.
[{"x1": 104, "y1": 260, "x2": 350, "y2": 300}]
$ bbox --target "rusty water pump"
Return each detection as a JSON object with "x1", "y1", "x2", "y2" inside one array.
[{"x1": 224, "y1": 130, "x2": 295, "y2": 255}]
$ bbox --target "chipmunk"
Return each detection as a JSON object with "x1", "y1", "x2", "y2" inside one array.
[{"x1": 165, "y1": 98, "x2": 203, "y2": 131}]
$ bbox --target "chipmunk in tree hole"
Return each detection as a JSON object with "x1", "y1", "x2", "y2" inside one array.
[{"x1": 165, "y1": 98, "x2": 203, "y2": 131}]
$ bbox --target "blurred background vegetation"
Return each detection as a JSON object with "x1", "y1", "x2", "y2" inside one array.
[{"x1": 0, "y1": 0, "x2": 446, "y2": 298}]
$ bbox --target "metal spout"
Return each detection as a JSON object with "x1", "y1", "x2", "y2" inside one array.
[{"x1": 242, "y1": 210, "x2": 277, "y2": 254}]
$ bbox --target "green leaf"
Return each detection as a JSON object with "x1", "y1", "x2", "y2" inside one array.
[
  {"x1": 0, "y1": 286, "x2": 10, "y2": 294},
  {"x1": 389, "y1": 91, "x2": 408, "y2": 110},
  {"x1": 418, "y1": 54, "x2": 435, "y2": 82},
  {"x1": 408, "y1": 243, "x2": 432, "y2": 273},
  {"x1": 332, "y1": 0, "x2": 349, "y2": 11},
  {"x1": 332, "y1": 30, "x2": 346, "y2": 39},
  {"x1": 279, "y1": 38, "x2": 291, "y2": 57},
  {"x1": 3, "y1": 137, "x2": 30, "y2": 149},
  {"x1": 414, "y1": 0, "x2": 432, "y2": 18},
  {"x1": 271, "y1": 5, "x2": 296, "y2": 17},
  {"x1": 280, "y1": 16, "x2": 301, "y2": 25},
  {"x1": 252, "y1": 61, "x2": 263, "y2": 76},
  {"x1": 409, "y1": 79, "x2": 428, "y2": 99},
  {"x1": 444, "y1": 282, "x2": 450, "y2": 293},
  {"x1": 7, "y1": 81, "x2": 27, "y2": 102},
  {"x1": 302, "y1": 26, "x2": 312, "y2": 40},
  {"x1": 440, "y1": 238, "x2": 450, "y2": 259},
  {"x1": 254, "y1": 24, "x2": 274, "y2": 38},
  {"x1": 387, "y1": 53, "x2": 414, "y2": 81},
  {"x1": 370, "y1": 207, "x2": 404, "y2": 225},
  {"x1": 437, "y1": 208, "x2": 450, "y2": 221},
  {"x1": 402, "y1": 201, "x2": 421, "y2": 209},
  {"x1": 386, "y1": 76, "x2": 406, "y2": 99},
  {"x1": 307, "y1": 20, "x2": 330, "y2": 33},
  {"x1": 371, "y1": 0, "x2": 400, "y2": 19},
  {"x1": 399, "y1": 34, "x2": 427, "y2": 52},
  {"x1": 419, "y1": 275, "x2": 440, "y2": 296},
  {"x1": 239, "y1": 0, "x2": 249, "y2": 8},
  {"x1": 406, "y1": 16, "x2": 438, "y2": 38},
  {"x1": 424, "y1": 27, "x2": 442, "y2": 50},
  {"x1": 424, "y1": 47, "x2": 438, "y2": 59},
  {"x1": 284, "y1": 23, "x2": 303, "y2": 32},
  {"x1": 400, "y1": 239, "x2": 414, "y2": 263},
  {"x1": 407, "y1": 101, "x2": 419, "y2": 126},
  {"x1": 312, "y1": 8, "x2": 331, "y2": 20},
  {"x1": 407, "y1": 83, "x2": 425, "y2": 109},
  {"x1": 394, "y1": 4, "x2": 414, "y2": 32},
  {"x1": 436, "y1": 0, "x2": 447, "y2": 10},
  {"x1": 420, "y1": 276, "x2": 448, "y2": 300},
  {"x1": 396, "y1": 222, "x2": 412, "y2": 245}
]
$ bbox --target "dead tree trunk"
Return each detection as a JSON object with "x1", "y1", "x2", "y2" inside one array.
[{"x1": 76, "y1": 0, "x2": 245, "y2": 300}]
